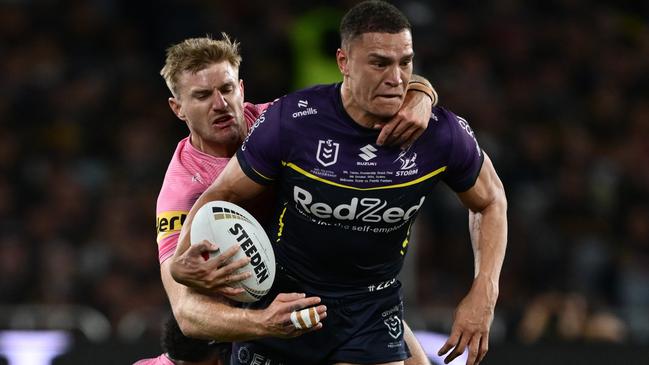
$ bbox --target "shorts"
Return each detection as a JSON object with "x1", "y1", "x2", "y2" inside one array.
[{"x1": 230, "y1": 270, "x2": 410, "y2": 364}]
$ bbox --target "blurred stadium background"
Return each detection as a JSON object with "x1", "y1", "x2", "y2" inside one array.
[{"x1": 1, "y1": 0, "x2": 648, "y2": 364}]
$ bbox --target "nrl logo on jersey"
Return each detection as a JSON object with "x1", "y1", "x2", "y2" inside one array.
[{"x1": 316, "y1": 139, "x2": 339, "y2": 167}]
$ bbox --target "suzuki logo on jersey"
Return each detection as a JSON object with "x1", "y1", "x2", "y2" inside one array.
[
  {"x1": 316, "y1": 139, "x2": 339, "y2": 167},
  {"x1": 358, "y1": 144, "x2": 377, "y2": 161},
  {"x1": 293, "y1": 186, "x2": 426, "y2": 223}
]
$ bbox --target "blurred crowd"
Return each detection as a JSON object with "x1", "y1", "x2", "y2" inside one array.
[{"x1": 1, "y1": 0, "x2": 648, "y2": 345}]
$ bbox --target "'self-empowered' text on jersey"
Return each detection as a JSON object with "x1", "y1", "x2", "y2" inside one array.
[{"x1": 237, "y1": 84, "x2": 483, "y2": 293}]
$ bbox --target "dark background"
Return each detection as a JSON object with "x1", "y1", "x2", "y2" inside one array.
[{"x1": 1, "y1": 0, "x2": 648, "y2": 363}]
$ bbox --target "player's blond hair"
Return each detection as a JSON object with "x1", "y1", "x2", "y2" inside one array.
[{"x1": 160, "y1": 33, "x2": 242, "y2": 97}]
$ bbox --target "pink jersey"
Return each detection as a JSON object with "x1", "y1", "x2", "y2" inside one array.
[
  {"x1": 133, "y1": 354, "x2": 174, "y2": 365},
  {"x1": 156, "y1": 102, "x2": 269, "y2": 263}
]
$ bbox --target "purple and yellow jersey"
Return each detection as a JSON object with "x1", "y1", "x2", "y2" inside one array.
[{"x1": 237, "y1": 83, "x2": 483, "y2": 293}]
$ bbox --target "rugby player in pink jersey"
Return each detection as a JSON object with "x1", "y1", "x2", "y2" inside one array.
[{"x1": 152, "y1": 34, "x2": 437, "y2": 364}]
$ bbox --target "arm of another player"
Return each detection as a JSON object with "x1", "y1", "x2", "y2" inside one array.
[
  {"x1": 404, "y1": 321, "x2": 431, "y2": 365},
  {"x1": 438, "y1": 153, "x2": 507, "y2": 365},
  {"x1": 162, "y1": 258, "x2": 326, "y2": 341},
  {"x1": 167, "y1": 157, "x2": 327, "y2": 340},
  {"x1": 375, "y1": 74, "x2": 438, "y2": 148}
]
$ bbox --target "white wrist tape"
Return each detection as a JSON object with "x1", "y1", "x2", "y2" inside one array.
[{"x1": 290, "y1": 307, "x2": 320, "y2": 329}]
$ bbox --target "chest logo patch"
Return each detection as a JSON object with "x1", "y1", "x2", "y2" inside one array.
[
  {"x1": 359, "y1": 144, "x2": 377, "y2": 161},
  {"x1": 316, "y1": 139, "x2": 340, "y2": 167}
]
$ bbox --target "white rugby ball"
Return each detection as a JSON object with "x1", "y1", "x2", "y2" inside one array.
[{"x1": 190, "y1": 200, "x2": 275, "y2": 302}]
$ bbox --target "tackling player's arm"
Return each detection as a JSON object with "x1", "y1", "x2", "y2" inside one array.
[
  {"x1": 438, "y1": 153, "x2": 507, "y2": 365},
  {"x1": 375, "y1": 74, "x2": 437, "y2": 148},
  {"x1": 162, "y1": 258, "x2": 324, "y2": 341},
  {"x1": 167, "y1": 157, "x2": 327, "y2": 340}
]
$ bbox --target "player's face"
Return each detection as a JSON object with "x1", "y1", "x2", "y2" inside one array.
[
  {"x1": 170, "y1": 61, "x2": 246, "y2": 157},
  {"x1": 338, "y1": 30, "x2": 413, "y2": 125}
]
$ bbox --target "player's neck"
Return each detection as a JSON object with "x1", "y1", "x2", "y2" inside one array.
[
  {"x1": 340, "y1": 82, "x2": 388, "y2": 129},
  {"x1": 189, "y1": 135, "x2": 238, "y2": 158}
]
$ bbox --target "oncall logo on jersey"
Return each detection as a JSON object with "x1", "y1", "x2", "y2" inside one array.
[{"x1": 156, "y1": 211, "x2": 188, "y2": 243}]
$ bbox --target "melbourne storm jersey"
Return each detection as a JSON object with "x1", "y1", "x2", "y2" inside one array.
[{"x1": 237, "y1": 84, "x2": 483, "y2": 293}]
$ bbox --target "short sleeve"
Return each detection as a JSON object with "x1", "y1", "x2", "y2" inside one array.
[
  {"x1": 237, "y1": 99, "x2": 284, "y2": 185},
  {"x1": 442, "y1": 112, "x2": 484, "y2": 192}
]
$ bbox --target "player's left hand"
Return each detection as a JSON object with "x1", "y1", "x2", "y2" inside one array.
[
  {"x1": 170, "y1": 239, "x2": 252, "y2": 296},
  {"x1": 374, "y1": 87, "x2": 433, "y2": 149},
  {"x1": 438, "y1": 278, "x2": 497, "y2": 365}
]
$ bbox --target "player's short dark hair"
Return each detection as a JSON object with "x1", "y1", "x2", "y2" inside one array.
[
  {"x1": 162, "y1": 315, "x2": 219, "y2": 362},
  {"x1": 339, "y1": 0, "x2": 411, "y2": 48}
]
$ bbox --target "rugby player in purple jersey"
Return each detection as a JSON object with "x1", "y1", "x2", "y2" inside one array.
[{"x1": 171, "y1": 1, "x2": 507, "y2": 365}]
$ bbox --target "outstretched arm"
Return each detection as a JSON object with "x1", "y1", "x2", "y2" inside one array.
[
  {"x1": 375, "y1": 74, "x2": 438, "y2": 148},
  {"x1": 438, "y1": 153, "x2": 507, "y2": 365}
]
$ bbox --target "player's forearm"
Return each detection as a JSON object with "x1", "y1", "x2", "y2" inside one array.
[
  {"x1": 174, "y1": 289, "x2": 268, "y2": 341},
  {"x1": 468, "y1": 190, "x2": 507, "y2": 304},
  {"x1": 162, "y1": 261, "x2": 266, "y2": 341}
]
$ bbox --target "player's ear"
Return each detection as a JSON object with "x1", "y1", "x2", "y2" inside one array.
[
  {"x1": 336, "y1": 48, "x2": 349, "y2": 76},
  {"x1": 168, "y1": 97, "x2": 186, "y2": 121},
  {"x1": 239, "y1": 79, "x2": 245, "y2": 100}
]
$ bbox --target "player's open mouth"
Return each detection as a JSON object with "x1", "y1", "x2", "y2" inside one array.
[{"x1": 212, "y1": 115, "x2": 234, "y2": 127}]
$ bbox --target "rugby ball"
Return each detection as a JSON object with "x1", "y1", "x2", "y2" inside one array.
[{"x1": 190, "y1": 201, "x2": 275, "y2": 302}]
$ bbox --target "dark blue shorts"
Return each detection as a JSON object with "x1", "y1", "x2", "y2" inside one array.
[{"x1": 231, "y1": 270, "x2": 410, "y2": 364}]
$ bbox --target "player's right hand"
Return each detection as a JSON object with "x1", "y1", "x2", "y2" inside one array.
[
  {"x1": 169, "y1": 239, "x2": 252, "y2": 296},
  {"x1": 259, "y1": 293, "x2": 327, "y2": 338}
]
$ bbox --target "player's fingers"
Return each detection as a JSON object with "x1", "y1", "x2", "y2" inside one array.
[
  {"x1": 438, "y1": 329, "x2": 461, "y2": 356},
  {"x1": 477, "y1": 332, "x2": 489, "y2": 364},
  {"x1": 314, "y1": 304, "x2": 327, "y2": 320},
  {"x1": 195, "y1": 239, "x2": 220, "y2": 252},
  {"x1": 383, "y1": 120, "x2": 407, "y2": 146},
  {"x1": 218, "y1": 256, "x2": 252, "y2": 274},
  {"x1": 289, "y1": 306, "x2": 327, "y2": 332},
  {"x1": 386, "y1": 117, "x2": 415, "y2": 146},
  {"x1": 216, "y1": 286, "x2": 246, "y2": 296},
  {"x1": 376, "y1": 119, "x2": 398, "y2": 146},
  {"x1": 223, "y1": 270, "x2": 252, "y2": 284},
  {"x1": 188, "y1": 240, "x2": 216, "y2": 256},
  {"x1": 291, "y1": 296, "x2": 323, "y2": 311},
  {"x1": 394, "y1": 125, "x2": 419, "y2": 148},
  {"x1": 445, "y1": 332, "x2": 470, "y2": 364},
  {"x1": 213, "y1": 243, "x2": 241, "y2": 265},
  {"x1": 465, "y1": 335, "x2": 481, "y2": 365},
  {"x1": 274, "y1": 292, "x2": 307, "y2": 302}
]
